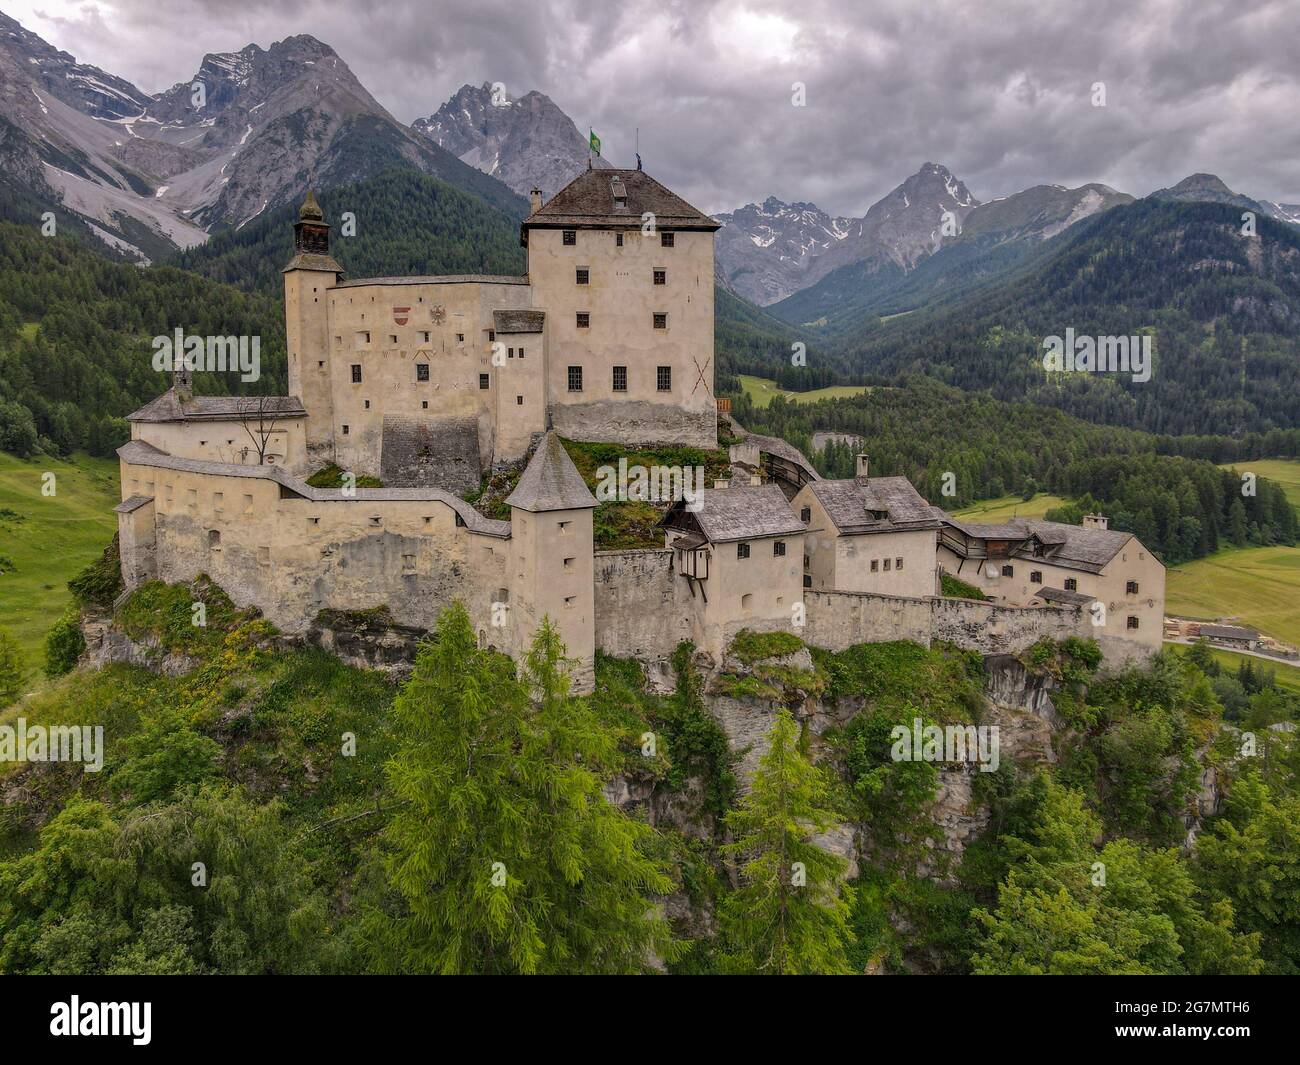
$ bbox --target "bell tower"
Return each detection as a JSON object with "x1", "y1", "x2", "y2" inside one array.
[{"x1": 283, "y1": 190, "x2": 342, "y2": 460}]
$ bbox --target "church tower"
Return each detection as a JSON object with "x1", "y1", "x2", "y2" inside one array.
[{"x1": 283, "y1": 191, "x2": 342, "y2": 460}]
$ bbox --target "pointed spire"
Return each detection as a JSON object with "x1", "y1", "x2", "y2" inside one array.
[
  {"x1": 505, "y1": 432, "x2": 597, "y2": 513},
  {"x1": 299, "y1": 189, "x2": 324, "y2": 222}
]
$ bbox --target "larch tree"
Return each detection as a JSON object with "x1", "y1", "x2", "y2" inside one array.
[{"x1": 719, "y1": 709, "x2": 855, "y2": 974}]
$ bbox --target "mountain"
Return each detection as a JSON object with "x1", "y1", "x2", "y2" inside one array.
[
  {"x1": 772, "y1": 182, "x2": 1134, "y2": 334},
  {"x1": 1150, "y1": 173, "x2": 1300, "y2": 227},
  {"x1": 715, "y1": 163, "x2": 978, "y2": 306},
  {"x1": 0, "y1": 15, "x2": 525, "y2": 261},
  {"x1": 836, "y1": 198, "x2": 1300, "y2": 437},
  {"x1": 713, "y1": 198, "x2": 855, "y2": 305},
  {"x1": 413, "y1": 82, "x2": 609, "y2": 200}
]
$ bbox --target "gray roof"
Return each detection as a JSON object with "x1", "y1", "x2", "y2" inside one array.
[
  {"x1": 128, "y1": 388, "x2": 307, "y2": 424},
  {"x1": 941, "y1": 515, "x2": 1138, "y2": 574},
  {"x1": 742, "y1": 433, "x2": 821, "y2": 484},
  {"x1": 1034, "y1": 586, "x2": 1094, "y2": 606},
  {"x1": 810, "y1": 477, "x2": 944, "y2": 535},
  {"x1": 1200, "y1": 623, "x2": 1259, "y2": 640},
  {"x1": 687, "y1": 485, "x2": 806, "y2": 543},
  {"x1": 334, "y1": 274, "x2": 529, "y2": 288},
  {"x1": 113, "y1": 494, "x2": 153, "y2": 514},
  {"x1": 116, "y1": 440, "x2": 509, "y2": 537},
  {"x1": 524, "y1": 168, "x2": 720, "y2": 231},
  {"x1": 504, "y1": 432, "x2": 597, "y2": 513},
  {"x1": 282, "y1": 251, "x2": 342, "y2": 274},
  {"x1": 492, "y1": 309, "x2": 545, "y2": 334}
]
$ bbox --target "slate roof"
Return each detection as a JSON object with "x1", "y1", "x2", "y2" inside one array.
[
  {"x1": 809, "y1": 477, "x2": 944, "y2": 535},
  {"x1": 1200, "y1": 623, "x2": 1259, "y2": 640},
  {"x1": 1033, "y1": 586, "x2": 1094, "y2": 606},
  {"x1": 127, "y1": 388, "x2": 306, "y2": 424},
  {"x1": 523, "y1": 168, "x2": 720, "y2": 231},
  {"x1": 687, "y1": 485, "x2": 806, "y2": 543},
  {"x1": 741, "y1": 433, "x2": 821, "y2": 484},
  {"x1": 113, "y1": 494, "x2": 153, "y2": 514},
  {"x1": 492, "y1": 309, "x2": 546, "y2": 334},
  {"x1": 282, "y1": 252, "x2": 342, "y2": 274},
  {"x1": 334, "y1": 274, "x2": 529, "y2": 288},
  {"x1": 116, "y1": 440, "x2": 509, "y2": 537},
  {"x1": 940, "y1": 515, "x2": 1138, "y2": 574},
  {"x1": 505, "y1": 432, "x2": 597, "y2": 513}
]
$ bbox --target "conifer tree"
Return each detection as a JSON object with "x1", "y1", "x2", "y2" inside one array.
[
  {"x1": 371, "y1": 602, "x2": 677, "y2": 974},
  {"x1": 719, "y1": 710, "x2": 855, "y2": 974}
]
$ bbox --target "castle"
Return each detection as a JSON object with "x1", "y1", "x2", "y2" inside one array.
[{"x1": 115, "y1": 168, "x2": 1164, "y2": 691}]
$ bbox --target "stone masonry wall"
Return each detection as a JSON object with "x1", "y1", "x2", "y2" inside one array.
[{"x1": 592, "y1": 548, "x2": 698, "y2": 661}]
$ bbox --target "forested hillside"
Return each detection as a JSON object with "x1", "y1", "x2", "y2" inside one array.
[
  {"x1": 0, "y1": 223, "x2": 287, "y2": 458},
  {"x1": 828, "y1": 201, "x2": 1300, "y2": 437},
  {"x1": 176, "y1": 169, "x2": 528, "y2": 296}
]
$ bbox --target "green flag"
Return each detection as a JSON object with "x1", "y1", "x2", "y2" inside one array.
[{"x1": 589, "y1": 129, "x2": 601, "y2": 155}]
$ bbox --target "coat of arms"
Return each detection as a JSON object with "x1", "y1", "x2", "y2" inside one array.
[
  {"x1": 430, "y1": 305, "x2": 447, "y2": 325},
  {"x1": 392, "y1": 306, "x2": 411, "y2": 326}
]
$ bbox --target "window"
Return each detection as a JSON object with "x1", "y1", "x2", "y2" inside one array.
[
  {"x1": 653, "y1": 312, "x2": 667, "y2": 329},
  {"x1": 456, "y1": 333, "x2": 465, "y2": 343},
  {"x1": 1064, "y1": 578, "x2": 1077, "y2": 591},
  {"x1": 563, "y1": 557, "x2": 575, "y2": 570},
  {"x1": 455, "y1": 513, "x2": 466, "y2": 528},
  {"x1": 884, "y1": 558, "x2": 892, "y2": 571},
  {"x1": 420, "y1": 331, "x2": 430, "y2": 343},
  {"x1": 568, "y1": 366, "x2": 583, "y2": 392},
  {"x1": 871, "y1": 560, "x2": 879, "y2": 572},
  {"x1": 351, "y1": 364, "x2": 362, "y2": 383},
  {"x1": 208, "y1": 530, "x2": 221, "y2": 549},
  {"x1": 741, "y1": 593, "x2": 752, "y2": 609},
  {"x1": 508, "y1": 347, "x2": 515, "y2": 358},
  {"x1": 803, "y1": 574, "x2": 812, "y2": 588},
  {"x1": 1030, "y1": 570, "x2": 1042, "y2": 584},
  {"x1": 488, "y1": 329, "x2": 495, "y2": 342},
  {"x1": 896, "y1": 557, "x2": 904, "y2": 570},
  {"x1": 1126, "y1": 580, "x2": 1139, "y2": 595},
  {"x1": 387, "y1": 335, "x2": 397, "y2": 345},
  {"x1": 576, "y1": 312, "x2": 590, "y2": 329},
  {"x1": 576, "y1": 267, "x2": 589, "y2": 284},
  {"x1": 516, "y1": 395, "x2": 524, "y2": 405},
  {"x1": 737, "y1": 542, "x2": 750, "y2": 560},
  {"x1": 342, "y1": 425, "x2": 349, "y2": 435},
  {"x1": 612, "y1": 366, "x2": 627, "y2": 392},
  {"x1": 517, "y1": 347, "x2": 525, "y2": 358},
  {"x1": 661, "y1": 232, "x2": 675, "y2": 247},
  {"x1": 417, "y1": 363, "x2": 429, "y2": 382},
  {"x1": 653, "y1": 269, "x2": 666, "y2": 285},
  {"x1": 1001, "y1": 564, "x2": 1014, "y2": 577},
  {"x1": 479, "y1": 373, "x2": 490, "y2": 390},
  {"x1": 616, "y1": 232, "x2": 624, "y2": 247},
  {"x1": 657, "y1": 366, "x2": 672, "y2": 391},
  {"x1": 1127, "y1": 616, "x2": 1140, "y2": 630},
  {"x1": 422, "y1": 401, "x2": 429, "y2": 409},
  {"x1": 363, "y1": 399, "x2": 370, "y2": 409},
  {"x1": 800, "y1": 506, "x2": 811, "y2": 522},
  {"x1": 563, "y1": 230, "x2": 576, "y2": 245},
  {"x1": 773, "y1": 541, "x2": 786, "y2": 557}
]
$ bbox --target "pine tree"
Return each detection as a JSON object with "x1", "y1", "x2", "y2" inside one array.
[
  {"x1": 370, "y1": 602, "x2": 677, "y2": 974},
  {"x1": 719, "y1": 710, "x2": 855, "y2": 974}
]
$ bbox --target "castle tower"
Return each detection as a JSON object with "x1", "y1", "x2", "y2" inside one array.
[
  {"x1": 505, "y1": 432, "x2": 597, "y2": 693},
  {"x1": 283, "y1": 190, "x2": 342, "y2": 461}
]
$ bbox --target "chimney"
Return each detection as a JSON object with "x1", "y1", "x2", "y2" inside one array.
[
  {"x1": 529, "y1": 187, "x2": 542, "y2": 214},
  {"x1": 1083, "y1": 513, "x2": 1109, "y2": 531},
  {"x1": 855, "y1": 454, "x2": 870, "y2": 482}
]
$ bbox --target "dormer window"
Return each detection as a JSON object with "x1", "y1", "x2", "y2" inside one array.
[
  {"x1": 611, "y1": 176, "x2": 627, "y2": 209},
  {"x1": 867, "y1": 508, "x2": 888, "y2": 521}
]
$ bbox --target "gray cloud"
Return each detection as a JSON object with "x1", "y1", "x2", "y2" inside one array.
[{"x1": 9, "y1": 0, "x2": 1299, "y2": 213}]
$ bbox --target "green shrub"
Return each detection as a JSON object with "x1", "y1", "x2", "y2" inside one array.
[
  {"x1": 940, "y1": 573, "x2": 987, "y2": 600},
  {"x1": 67, "y1": 534, "x2": 123, "y2": 608},
  {"x1": 44, "y1": 608, "x2": 85, "y2": 677}
]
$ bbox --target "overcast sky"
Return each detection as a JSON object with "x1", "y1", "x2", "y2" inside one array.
[{"x1": 7, "y1": 0, "x2": 1299, "y2": 215}]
